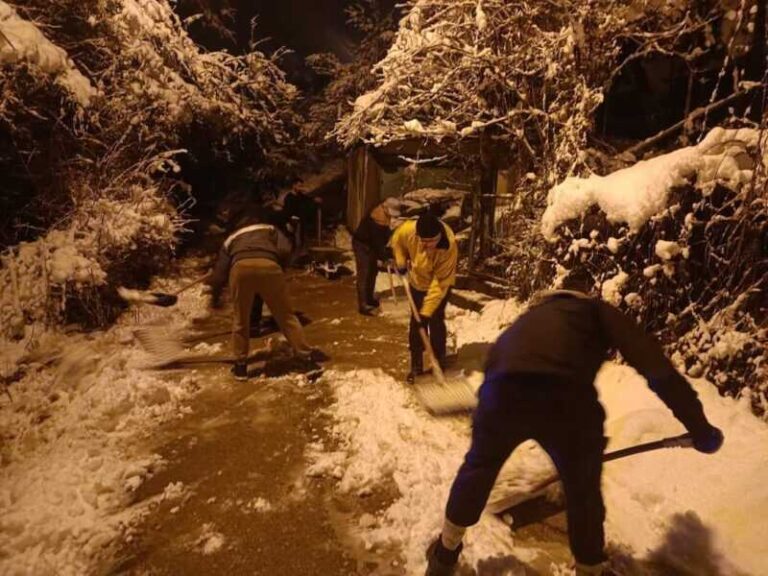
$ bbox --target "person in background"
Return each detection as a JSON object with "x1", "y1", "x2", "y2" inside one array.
[
  {"x1": 390, "y1": 212, "x2": 457, "y2": 384},
  {"x1": 207, "y1": 209, "x2": 325, "y2": 380},
  {"x1": 352, "y1": 200, "x2": 393, "y2": 315},
  {"x1": 424, "y1": 270, "x2": 724, "y2": 576}
]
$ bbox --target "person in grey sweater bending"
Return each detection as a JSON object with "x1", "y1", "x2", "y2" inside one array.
[{"x1": 208, "y1": 210, "x2": 323, "y2": 380}]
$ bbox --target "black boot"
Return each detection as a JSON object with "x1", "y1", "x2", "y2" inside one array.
[
  {"x1": 231, "y1": 362, "x2": 248, "y2": 381},
  {"x1": 358, "y1": 304, "x2": 378, "y2": 316},
  {"x1": 425, "y1": 538, "x2": 462, "y2": 576},
  {"x1": 406, "y1": 363, "x2": 423, "y2": 385}
]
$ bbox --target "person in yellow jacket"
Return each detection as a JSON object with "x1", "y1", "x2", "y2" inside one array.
[{"x1": 390, "y1": 212, "x2": 458, "y2": 383}]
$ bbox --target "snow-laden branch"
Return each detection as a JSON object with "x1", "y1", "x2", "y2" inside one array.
[
  {"x1": 0, "y1": 1, "x2": 95, "y2": 105},
  {"x1": 334, "y1": 0, "x2": 748, "y2": 181}
]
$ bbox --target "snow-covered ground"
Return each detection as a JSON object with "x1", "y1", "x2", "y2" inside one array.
[
  {"x1": 0, "y1": 273, "x2": 214, "y2": 576},
  {"x1": 2, "y1": 263, "x2": 766, "y2": 575},
  {"x1": 308, "y1": 300, "x2": 768, "y2": 575}
]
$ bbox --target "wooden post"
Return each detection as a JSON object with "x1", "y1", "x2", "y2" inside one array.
[
  {"x1": 468, "y1": 181, "x2": 480, "y2": 272},
  {"x1": 478, "y1": 130, "x2": 497, "y2": 260}
]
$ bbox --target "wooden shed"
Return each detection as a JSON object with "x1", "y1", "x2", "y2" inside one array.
[{"x1": 345, "y1": 135, "x2": 517, "y2": 272}]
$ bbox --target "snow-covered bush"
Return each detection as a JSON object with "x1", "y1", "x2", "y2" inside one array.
[
  {"x1": 540, "y1": 126, "x2": 767, "y2": 417},
  {"x1": 0, "y1": 0, "x2": 299, "y2": 335}
]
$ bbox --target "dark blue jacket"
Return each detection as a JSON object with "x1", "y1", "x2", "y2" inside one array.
[{"x1": 484, "y1": 292, "x2": 710, "y2": 435}]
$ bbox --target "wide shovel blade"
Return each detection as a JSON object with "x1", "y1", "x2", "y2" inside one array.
[{"x1": 414, "y1": 373, "x2": 477, "y2": 415}]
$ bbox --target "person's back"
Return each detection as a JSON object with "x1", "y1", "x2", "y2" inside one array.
[
  {"x1": 485, "y1": 292, "x2": 609, "y2": 388},
  {"x1": 486, "y1": 290, "x2": 709, "y2": 433}
]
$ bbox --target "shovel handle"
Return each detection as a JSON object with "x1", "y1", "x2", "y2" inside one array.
[
  {"x1": 386, "y1": 264, "x2": 398, "y2": 303},
  {"x1": 174, "y1": 272, "x2": 211, "y2": 296},
  {"x1": 523, "y1": 433, "x2": 695, "y2": 496},
  {"x1": 603, "y1": 432, "x2": 692, "y2": 463},
  {"x1": 398, "y1": 272, "x2": 447, "y2": 386}
]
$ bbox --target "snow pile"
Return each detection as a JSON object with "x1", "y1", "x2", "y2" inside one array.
[
  {"x1": 542, "y1": 127, "x2": 766, "y2": 241},
  {"x1": 598, "y1": 364, "x2": 768, "y2": 576},
  {"x1": 0, "y1": 1, "x2": 95, "y2": 105},
  {"x1": 446, "y1": 299, "x2": 523, "y2": 348},
  {"x1": 196, "y1": 523, "x2": 225, "y2": 555},
  {"x1": 306, "y1": 369, "x2": 541, "y2": 573},
  {"x1": 0, "y1": 274, "x2": 212, "y2": 575}
]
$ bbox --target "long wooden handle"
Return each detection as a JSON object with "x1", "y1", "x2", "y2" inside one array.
[
  {"x1": 174, "y1": 272, "x2": 211, "y2": 296},
  {"x1": 399, "y1": 273, "x2": 447, "y2": 386},
  {"x1": 386, "y1": 264, "x2": 398, "y2": 303}
]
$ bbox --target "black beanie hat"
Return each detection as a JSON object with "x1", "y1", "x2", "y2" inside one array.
[{"x1": 416, "y1": 213, "x2": 442, "y2": 238}]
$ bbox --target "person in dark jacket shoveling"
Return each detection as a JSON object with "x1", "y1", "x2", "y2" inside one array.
[
  {"x1": 208, "y1": 211, "x2": 325, "y2": 380},
  {"x1": 425, "y1": 270, "x2": 724, "y2": 576},
  {"x1": 352, "y1": 200, "x2": 393, "y2": 315}
]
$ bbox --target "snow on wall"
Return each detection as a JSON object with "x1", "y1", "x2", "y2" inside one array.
[
  {"x1": 0, "y1": 1, "x2": 95, "y2": 106},
  {"x1": 541, "y1": 127, "x2": 766, "y2": 241}
]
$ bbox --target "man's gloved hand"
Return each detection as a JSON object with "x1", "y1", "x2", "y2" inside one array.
[
  {"x1": 396, "y1": 266, "x2": 408, "y2": 276},
  {"x1": 692, "y1": 425, "x2": 724, "y2": 454},
  {"x1": 418, "y1": 315, "x2": 431, "y2": 330}
]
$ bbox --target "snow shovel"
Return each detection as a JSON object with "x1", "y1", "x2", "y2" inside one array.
[
  {"x1": 486, "y1": 432, "x2": 694, "y2": 514},
  {"x1": 134, "y1": 326, "x2": 268, "y2": 369},
  {"x1": 398, "y1": 272, "x2": 477, "y2": 415},
  {"x1": 118, "y1": 273, "x2": 210, "y2": 307}
]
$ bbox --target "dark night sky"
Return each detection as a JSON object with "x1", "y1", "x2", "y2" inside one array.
[
  {"x1": 223, "y1": 0, "x2": 398, "y2": 87},
  {"x1": 238, "y1": 0, "x2": 356, "y2": 60}
]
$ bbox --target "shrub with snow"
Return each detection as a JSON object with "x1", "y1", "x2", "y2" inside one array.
[{"x1": 0, "y1": 0, "x2": 299, "y2": 336}]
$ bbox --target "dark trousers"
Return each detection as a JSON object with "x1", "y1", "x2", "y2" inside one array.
[
  {"x1": 445, "y1": 374, "x2": 608, "y2": 566},
  {"x1": 408, "y1": 286, "x2": 450, "y2": 369},
  {"x1": 353, "y1": 239, "x2": 378, "y2": 309}
]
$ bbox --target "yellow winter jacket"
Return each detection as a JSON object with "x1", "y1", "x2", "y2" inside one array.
[{"x1": 390, "y1": 219, "x2": 457, "y2": 317}]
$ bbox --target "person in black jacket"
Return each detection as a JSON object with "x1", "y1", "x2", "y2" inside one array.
[
  {"x1": 352, "y1": 200, "x2": 393, "y2": 315},
  {"x1": 425, "y1": 270, "x2": 724, "y2": 576},
  {"x1": 208, "y1": 210, "x2": 322, "y2": 380}
]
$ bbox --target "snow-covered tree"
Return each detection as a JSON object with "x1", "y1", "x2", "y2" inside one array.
[
  {"x1": 334, "y1": 0, "x2": 760, "y2": 180},
  {"x1": 0, "y1": 0, "x2": 299, "y2": 337}
]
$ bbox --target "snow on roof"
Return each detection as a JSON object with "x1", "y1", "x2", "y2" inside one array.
[
  {"x1": 0, "y1": 1, "x2": 96, "y2": 106},
  {"x1": 541, "y1": 127, "x2": 766, "y2": 241}
]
